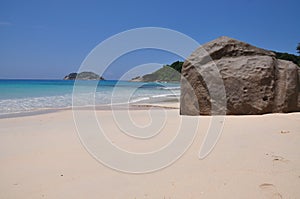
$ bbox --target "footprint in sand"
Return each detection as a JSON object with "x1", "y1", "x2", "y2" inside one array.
[
  {"x1": 280, "y1": 130, "x2": 290, "y2": 134},
  {"x1": 259, "y1": 183, "x2": 282, "y2": 199},
  {"x1": 272, "y1": 155, "x2": 289, "y2": 163}
]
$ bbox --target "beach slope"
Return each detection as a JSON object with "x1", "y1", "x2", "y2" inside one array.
[{"x1": 0, "y1": 108, "x2": 299, "y2": 198}]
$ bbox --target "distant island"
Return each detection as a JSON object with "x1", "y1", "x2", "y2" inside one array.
[
  {"x1": 131, "y1": 61, "x2": 183, "y2": 82},
  {"x1": 64, "y1": 52, "x2": 299, "y2": 82},
  {"x1": 64, "y1": 72, "x2": 105, "y2": 80}
]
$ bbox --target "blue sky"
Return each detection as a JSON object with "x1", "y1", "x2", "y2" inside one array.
[{"x1": 0, "y1": 0, "x2": 299, "y2": 79}]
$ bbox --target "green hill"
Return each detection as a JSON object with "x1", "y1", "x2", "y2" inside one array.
[{"x1": 131, "y1": 61, "x2": 183, "y2": 82}]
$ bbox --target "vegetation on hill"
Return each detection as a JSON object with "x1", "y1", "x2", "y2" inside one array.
[
  {"x1": 273, "y1": 43, "x2": 300, "y2": 67},
  {"x1": 168, "y1": 61, "x2": 184, "y2": 73},
  {"x1": 142, "y1": 65, "x2": 180, "y2": 82},
  {"x1": 131, "y1": 61, "x2": 184, "y2": 82},
  {"x1": 274, "y1": 51, "x2": 300, "y2": 67}
]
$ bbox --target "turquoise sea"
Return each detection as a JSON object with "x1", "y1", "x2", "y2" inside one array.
[{"x1": 0, "y1": 79, "x2": 180, "y2": 115}]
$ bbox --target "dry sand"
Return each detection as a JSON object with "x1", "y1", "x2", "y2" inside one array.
[{"x1": 0, "y1": 104, "x2": 299, "y2": 199}]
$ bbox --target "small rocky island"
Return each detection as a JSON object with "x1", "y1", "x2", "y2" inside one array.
[{"x1": 64, "y1": 72, "x2": 105, "y2": 80}]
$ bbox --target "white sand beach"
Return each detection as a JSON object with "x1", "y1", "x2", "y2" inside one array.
[{"x1": 0, "y1": 104, "x2": 299, "y2": 199}]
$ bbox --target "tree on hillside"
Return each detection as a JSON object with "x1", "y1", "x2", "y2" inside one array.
[
  {"x1": 168, "y1": 61, "x2": 184, "y2": 73},
  {"x1": 274, "y1": 51, "x2": 300, "y2": 67},
  {"x1": 297, "y1": 43, "x2": 300, "y2": 54}
]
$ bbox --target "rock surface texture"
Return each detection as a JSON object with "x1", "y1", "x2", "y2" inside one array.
[{"x1": 180, "y1": 36, "x2": 300, "y2": 115}]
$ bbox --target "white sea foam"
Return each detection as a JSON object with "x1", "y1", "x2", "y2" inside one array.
[
  {"x1": 159, "y1": 86, "x2": 180, "y2": 90},
  {"x1": 0, "y1": 80, "x2": 181, "y2": 115},
  {"x1": 129, "y1": 93, "x2": 180, "y2": 104}
]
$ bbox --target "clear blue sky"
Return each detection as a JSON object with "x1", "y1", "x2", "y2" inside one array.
[{"x1": 0, "y1": 0, "x2": 299, "y2": 79}]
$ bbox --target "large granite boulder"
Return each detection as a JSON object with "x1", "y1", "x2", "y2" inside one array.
[{"x1": 180, "y1": 36, "x2": 300, "y2": 115}]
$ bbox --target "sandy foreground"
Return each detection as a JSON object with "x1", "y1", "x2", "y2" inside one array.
[{"x1": 0, "y1": 104, "x2": 300, "y2": 199}]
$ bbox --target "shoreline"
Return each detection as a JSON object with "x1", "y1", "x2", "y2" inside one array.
[
  {"x1": 2, "y1": 101, "x2": 300, "y2": 119},
  {"x1": 0, "y1": 79, "x2": 181, "y2": 119},
  {"x1": 0, "y1": 101, "x2": 180, "y2": 119}
]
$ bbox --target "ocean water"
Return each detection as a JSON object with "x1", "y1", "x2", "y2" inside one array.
[{"x1": 0, "y1": 79, "x2": 180, "y2": 115}]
